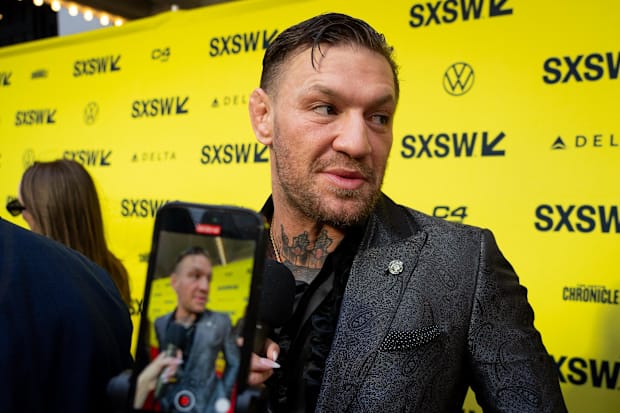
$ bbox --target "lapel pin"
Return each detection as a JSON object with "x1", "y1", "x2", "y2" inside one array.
[{"x1": 388, "y1": 259, "x2": 404, "y2": 275}]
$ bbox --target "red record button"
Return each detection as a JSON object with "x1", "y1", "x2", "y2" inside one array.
[{"x1": 173, "y1": 389, "x2": 196, "y2": 412}]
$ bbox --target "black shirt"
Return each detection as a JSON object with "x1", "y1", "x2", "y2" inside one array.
[{"x1": 261, "y1": 199, "x2": 363, "y2": 412}]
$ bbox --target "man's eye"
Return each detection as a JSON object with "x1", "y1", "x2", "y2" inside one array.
[
  {"x1": 313, "y1": 105, "x2": 336, "y2": 115},
  {"x1": 371, "y1": 114, "x2": 390, "y2": 125}
]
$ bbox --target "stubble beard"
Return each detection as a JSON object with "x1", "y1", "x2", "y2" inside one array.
[{"x1": 272, "y1": 129, "x2": 384, "y2": 228}]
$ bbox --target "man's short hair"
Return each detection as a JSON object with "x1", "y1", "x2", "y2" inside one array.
[
  {"x1": 260, "y1": 12, "x2": 399, "y2": 100},
  {"x1": 172, "y1": 246, "x2": 210, "y2": 273}
]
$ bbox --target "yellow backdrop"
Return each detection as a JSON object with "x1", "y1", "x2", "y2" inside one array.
[{"x1": 0, "y1": 0, "x2": 618, "y2": 411}]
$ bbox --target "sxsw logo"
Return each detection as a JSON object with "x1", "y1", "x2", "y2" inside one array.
[
  {"x1": 535, "y1": 204, "x2": 619, "y2": 233},
  {"x1": 1, "y1": 71, "x2": 12, "y2": 86},
  {"x1": 120, "y1": 199, "x2": 170, "y2": 218},
  {"x1": 400, "y1": 131, "x2": 506, "y2": 158},
  {"x1": 131, "y1": 96, "x2": 189, "y2": 118},
  {"x1": 553, "y1": 355, "x2": 620, "y2": 390},
  {"x1": 73, "y1": 54, "x2": 121, "y2": 77},
  {"x1": 551, "y1": 134, "x2": 618, "y2": 150},
  {"x1": 200, "y1": 143, "x2": 269, "y2": 164},
  {"x1": 543, "y1": 51, "x2": 620, "y2": 84},
  {"x1": 409, "y1": 0, "x2": 512, "y2": 28},
  {"x1": 209, "y1": 29, "x2": 279, "y2": 57},
  {"x1": 63, "y1": 149, "x2": 112, "y2": 167},
  {"x1": 15, "y1": 109, "x2": 57, "y2": 126}
]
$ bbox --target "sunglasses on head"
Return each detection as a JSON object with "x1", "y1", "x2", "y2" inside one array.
[{"x1": 6, "y1": 199, "x2": 26, "y2": 217}]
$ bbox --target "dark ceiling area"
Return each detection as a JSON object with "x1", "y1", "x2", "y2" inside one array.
[{"x1": 0, "y1": 0, "x2": 238, "y2": 48}]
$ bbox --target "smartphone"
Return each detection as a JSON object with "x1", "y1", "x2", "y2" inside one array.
[{"x1": 131, "y1": 201, "x2": 267, "y2": 413}]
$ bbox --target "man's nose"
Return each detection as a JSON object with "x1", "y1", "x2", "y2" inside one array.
[
  {"x1": 198, "y1": 276, "x2": 209, "y2": 290},
  {"x1": 332, "y1": 112, "x2": 371, "y2": 158}
]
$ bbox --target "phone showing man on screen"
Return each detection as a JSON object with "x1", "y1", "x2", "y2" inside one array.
[{"x1": 153, "y1": 246, "x2": 240, "y2": 413}]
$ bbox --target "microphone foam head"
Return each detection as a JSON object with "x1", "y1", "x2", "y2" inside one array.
[
  {"x1": 165, "y1": 321, "x2": 187, "y2": 349},
  {"x1": 259, "y1": 259, "x2": 296, "y2": 327}
]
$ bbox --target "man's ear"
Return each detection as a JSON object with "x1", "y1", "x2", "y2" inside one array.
[{"x1": 249, "y1": 88, "x2": 273, "y2": 145}]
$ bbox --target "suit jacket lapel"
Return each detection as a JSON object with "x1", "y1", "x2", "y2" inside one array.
[{"x1": 317, "y1": 227, "x2": 427, "y2": 411}]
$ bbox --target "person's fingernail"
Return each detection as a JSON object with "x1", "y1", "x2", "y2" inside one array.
[
  {"x1": 271, "y1": 350, "x2": 278, "y2": 361},
  {"x1": 260, "y1": 358, "x2": 280, "y2": 368}
]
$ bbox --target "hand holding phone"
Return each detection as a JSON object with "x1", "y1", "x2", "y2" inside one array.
[{"x1": 131, "y1": 202, "x2": 267, "y2": 413}]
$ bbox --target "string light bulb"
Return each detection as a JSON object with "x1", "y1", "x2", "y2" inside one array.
[
  {"x1": 83, "y1": 9, "x2": 93, "y2": 21},
  {"x1": 35, "y1": 1, "x2": 126, "y2": 27}
]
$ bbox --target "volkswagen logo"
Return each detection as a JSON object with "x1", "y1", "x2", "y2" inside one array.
[{"x1": 443, "y1": 62, "x2": 475, "y2": 96}]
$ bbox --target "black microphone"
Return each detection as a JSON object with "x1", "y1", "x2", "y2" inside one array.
[
  {"x1": 253, "y1": 259, "x2": 296, "y2": 356},
  {"x1": 154, "y1": 321, "x2": 187, "y2": 398}
]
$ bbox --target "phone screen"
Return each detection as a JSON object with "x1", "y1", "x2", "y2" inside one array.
[{"x1": 132, "y1": 202, "x2": 266, "y2": 413}]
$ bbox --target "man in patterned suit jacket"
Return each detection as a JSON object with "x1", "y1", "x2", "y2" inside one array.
[
  {"x1": 247, "y1": 12, "x2": 568, "y2": 413},
  {"x1": 154, "y1": 246, "x2": 239, "y2": 413}
]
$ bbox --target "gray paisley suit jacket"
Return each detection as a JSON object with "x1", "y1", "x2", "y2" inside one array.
[
  {"x1": 314, "y1": 195, "x2": 567, "y2": 412},
  {"x1": 154, "y1": 310, "x2": 240, "y2": 413}
]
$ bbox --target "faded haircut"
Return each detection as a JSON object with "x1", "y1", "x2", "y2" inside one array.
[{"x1": 260, "y1": 12, "x2": 399, "y2": 100}]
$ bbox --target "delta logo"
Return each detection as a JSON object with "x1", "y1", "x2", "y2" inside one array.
[
  {"x1": 211, "y1": 94, "x2": 248, "y2": 108},
  {"x1": 551, "y1": 134, "x2": 618, "y2": 150},
  {"x1": 131, "y1": 151, "x2": 177, "y2": 162},
  {"x1": 400, "y1": 131, "x2": 506, "y2": 158},
  {"x1": 409, "y1": 0, "x2": 512, "y2": 28}
]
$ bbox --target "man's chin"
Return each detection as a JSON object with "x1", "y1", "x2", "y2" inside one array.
[
  {"x1": 319, "y1": 197, "x2": 376, "y2": 227},
  {"x1": 191, "y1": 303, "x2": 206, "y2": 312}
]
